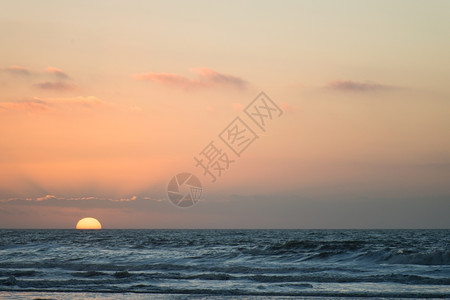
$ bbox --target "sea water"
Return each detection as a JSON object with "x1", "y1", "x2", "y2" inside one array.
[{"x1": 0, "y1": 229, "x2": 449, "y2": 299}]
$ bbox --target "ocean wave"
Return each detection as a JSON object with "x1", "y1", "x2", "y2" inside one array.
[
  {"x1": 248, "y1": 273, "x2": 449, "y2": 285},
  {"x1": 0, "y1": 270, "x2": 36, "y2": 277},
  {"x1": 3, "y1": 270, "x2": 448, "y2": 288},
  {"x1": 384, "y1": 250, "x2": 450, "y2": 265},
  {"x1": 1, "y1": 229, "x2": 449, "y2": 297},
  {"x1": 71, "y1": 271, "x2": 107, "y2": 278}
]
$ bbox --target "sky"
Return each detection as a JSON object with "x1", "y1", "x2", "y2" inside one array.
[{"x1": 1, "y1": 0, "x2": 449, "y2": 229}]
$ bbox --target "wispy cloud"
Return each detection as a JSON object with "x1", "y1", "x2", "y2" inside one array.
[
  {"x1": 45, "y1": 67, "x2": 69, "y2": 79},
  {"x1": 1, "y1": 65, "x2": 32, "y2": 76},
  {"x1": 36, "y1": 194, "x2": 58, "y2": 202},
  {"x1": 134, "y1": 68, "x2": 247, "y2": 90},
  {"x1": 1, "y1": 65, "x2": 71, "y2": 78},
  {"x1": 0, "y1": 98, "x2": 51, "y2": 112},
  {"x1": 205, "y1": 105, "x2": 216, "y2": 114},
  {"x1": 115, "y1": 195, "x2": 138, "y2": 202},
  {"x1": 2, "y1": 194, "x2": 144, "y2": 207},
  {"x1": 136, "y1": 72, "x2": 190, "y2": 86},
  {"x1": 59, "y1": 96, "x2": 104, "y2": 107},
  {"x1": 1, "y1": 65, "x2": 74, "y2": 90},
  {"x1": 280, "y1": 102, "x2": 299, "y2": 113},
  {"x1": 67, "y1": 197, "x2": 97, "y2": 201},
  {"x1": 2, "y1": 65, "x2": 32, "y2": 76},
  {"x1": 35, "y1": 81, "x2": 77, "y2": 91},
  {"x1": 327, "y1": 80, "x2": 393, "y2": 92},
  {"x1": 196, "y1": 68, "x2": 247, "y2": 88},
  {"x1": 0, "y1": 96, "x2": 104, "y2": 113}
]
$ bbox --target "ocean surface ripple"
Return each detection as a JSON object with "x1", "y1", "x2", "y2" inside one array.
[{"x1": 0, "y1": 229, "x2": 449, "y2": 298}]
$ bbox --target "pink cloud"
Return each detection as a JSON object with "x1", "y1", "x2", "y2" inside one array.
[
  {"x1": 327, "y1": 80, "x2": 393, "y2": 92},
  {"x1": 195, "y1": 68, "x2": 247, "y2": 88},
  {"x1": 205, "y1": 105, "x2": 216, "y2": 114},
  {"x1": 35, "y1": 81, "x2": 76, "y2": 91},
  {"x1": 45, "y1": 67, "x2": 69, "y2": 79},
  {"x1": 2, "y1": 65, "x2": 31, "y2": 76},
  {"x1": 36, "y1": 195, "x2": 57, "y2": 202},
  {"x1": 134, "y1": 68, "x2": 247, "y2": 90},
  {"x1": 135, "y1": 72, "x2": 191, "y2": 86},
  {"x1": 56, "y1": 96, "x2": 104, "y2": 107},
  {"x1": 0, "y1": 99, "x2": 51, "y2": 112},
  {"x1": 115, "y1": 195, "x2": 138, "y2": 202},
  {"x1": 280, "y1": 102, "x2": 299, "y2": 113},
  {"x1": 0, "y1": 96, "x2": 104, "y2": 113},
  {"x1": 1, "y1": 65, "x2": 71, "y2": 80}
]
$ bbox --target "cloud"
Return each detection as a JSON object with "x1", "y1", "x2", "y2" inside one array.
[
  {"x1": 48, "y1": 96, "x2": 105, "y2": 110},
  {"x1": 0, "y1": 98, "x2": 51, "y2": 112},
  {"x1": 134, "y1": 68, "x2": 247, "y2": 90},
  {"x1": 52, "y1": 96, "x2": 104, "y2": 107},
  {"x1": 0, "y1": 96, "x2": 104, "y2": 113},
  {"x1": 1, "y1": 65, "x2": 32, "y2": 76},
  {"x1": 36, "y1": 194, "x2": 57, "y2": 202},
  {"x1": 35, "y1": 81, "x2": 77, "y2": 91},
  {"x1": 2, "y1": 194, "x2": 143, "y2": 207},
  {"x1": 115, "y1": 195, "x2": 138, "y2": 202},
  {"x1": 142, "y1": 196, "x2": 164, "y2": 202},
  {"x1": 196, "y1": 68, "x2": 247, "y2": 88},
  {"x1": 1, "y1": 65, "x2": 76, "y2": 92},
  {"x1": 45, "y1": 67, "x2": 69, "y2": 79},
  {"x1": 1, "y1": 65, "x2": 72, "y2": 80},
  {"x1": 67, "y1": 196, "x2": 96, "y2": 201},
  {"x1": 136, "y1": 72, "x2": 191, "y2": 86},
  {"x1": 280, "y1": 102, "x2": 299, "y2": 113},
  {"x1": 327, "y1": 80, "x2": 393, "y2": 92}
]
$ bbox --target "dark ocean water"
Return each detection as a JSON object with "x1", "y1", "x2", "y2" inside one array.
[{"x1": 0, "y1": 229, "x2": 449, "y2": 299}]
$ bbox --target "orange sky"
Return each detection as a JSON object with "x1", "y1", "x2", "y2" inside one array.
[{"x1": 1, "y1": 1, "x2": 449, "y2": 228}]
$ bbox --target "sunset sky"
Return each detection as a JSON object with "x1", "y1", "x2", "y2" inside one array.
[{"x1": 1, "y1": 0, "x2": 449, "y2": 228}]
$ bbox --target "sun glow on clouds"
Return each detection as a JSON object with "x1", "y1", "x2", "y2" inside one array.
[{"x1": 45, "y1": 66, "x2": 69, "y2": 79}]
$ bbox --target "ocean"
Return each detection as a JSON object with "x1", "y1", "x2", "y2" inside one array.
[{"x1": 0, "y1": 229, "x2": 449, "y2": 299}]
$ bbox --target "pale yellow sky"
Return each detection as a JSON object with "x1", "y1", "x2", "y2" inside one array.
[{"x1": 0, "y1": 0, "x2": 449, "y2": 228}]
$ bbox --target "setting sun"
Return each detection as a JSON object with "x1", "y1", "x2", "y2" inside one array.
[{"x1": 76, "y1": 217, "x2": 102, "y2": 230}]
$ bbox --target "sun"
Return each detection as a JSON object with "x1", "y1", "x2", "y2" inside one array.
[{"x1": 76, "y1": 217, "x2": 102, "y2": 230}]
